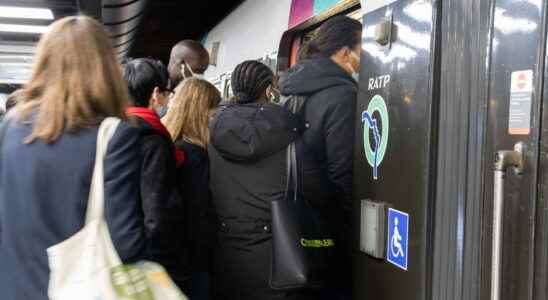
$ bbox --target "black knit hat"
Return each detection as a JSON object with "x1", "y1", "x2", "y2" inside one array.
[{"x1": 231, "y1": 60, "x2": 273, "y2": 104}]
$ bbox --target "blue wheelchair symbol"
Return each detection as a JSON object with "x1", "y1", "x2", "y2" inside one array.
[{"x1": 387, "y1": 208, "x2": 409, "y2": 270}]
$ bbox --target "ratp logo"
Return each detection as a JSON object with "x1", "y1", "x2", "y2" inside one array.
[{"x1": 362, "y1": 95, "x2": 389, "y2": 180}]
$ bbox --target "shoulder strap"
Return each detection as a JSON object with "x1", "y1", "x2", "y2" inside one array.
[
  {"x1": 283, "y1": 95, "x2": 303, "y2": 202},
  {"x1": 85, "y1": 117, "x2": 121, "y2": 224},
  {"x1": 281, "y1": 95, "x2": 307, "y2": 116}
]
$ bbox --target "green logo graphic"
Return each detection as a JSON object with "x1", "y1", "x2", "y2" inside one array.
[
  {"x1": 362, "y1": 95, "x2": 389, "y2": 180},
  {"x1": 111, "y1": 265, "x2": 154, "y2": 300}
]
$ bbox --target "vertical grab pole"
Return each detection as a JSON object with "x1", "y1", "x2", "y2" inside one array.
[
  {"x1": 491, "y1": 168, "x2": 505, "y2": 300},
  {"x1": 491, "y1": 142, "x2": 524, "y2": 300}
]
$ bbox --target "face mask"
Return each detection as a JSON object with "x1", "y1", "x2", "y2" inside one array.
[
  {"x1": 155, "y1": 105, "x2": 168, "y2": 118},
  {"x1": 181, "y1": 61, "x2": 205, "y2": 80},
  {"x1": 348, "y1": 50, "x2": 361, "y2": 82}
]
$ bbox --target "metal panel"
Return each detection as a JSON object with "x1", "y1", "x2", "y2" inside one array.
[
  {"x1": 104, "y1": 15, "x2": 141, "y2": 36},
  {"x1": 111, "y1": 28, "x2": 138, "y2": 45},
  {"x1": 533, "y1": 3, "x2": 548, "y2": 300},
  {"x1": 480, "y1": 0, "x2": 547, "y2": 299},
  {"x1": 431, "y1": 0, "x2": 493, "y2": 299},
  {"x1": 101, "y1": 0, "x2": 148, "y2": 57},
  {"x1": 353, "y1": 0, "x2": 438, "y2": 299},
  {"x1": 102, "y1": 0, "x2": 146, "y2": 23}
]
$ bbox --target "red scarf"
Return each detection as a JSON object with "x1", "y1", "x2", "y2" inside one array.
[{"x1": 126, "y1": 107, "x2": 185, "y2": 167}]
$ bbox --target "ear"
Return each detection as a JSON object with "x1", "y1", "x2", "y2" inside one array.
[
  {"x1": 148, "y1": 87, "x2": 162, "y2": 108},
  {"x1": 152, "y1": 87, "x2": 161, "y2": 100},
  {"x1": 340, "y1": 46, "x2": 353, "y2": 61},
  {"x1": 332, "y1": 46, "x2": 351, "y2": 63}
]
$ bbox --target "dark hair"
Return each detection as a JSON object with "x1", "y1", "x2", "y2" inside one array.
[
  {"x1": 306, "y1": 15, "x2": 362, "y2": 59},
  {"x1": 123, "y1": 58, "x2": 169, "y2": 107},
  {"x1": 231, "y1": 60, "x2": 273, "y2": 104}
]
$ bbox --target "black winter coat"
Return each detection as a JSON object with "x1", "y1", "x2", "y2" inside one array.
[
  {"x1": 174, "y1": 140, "x2": 217, "y2": 273},
  {"x1": 209, "y1": 103, "x2": 318, "y2": 300},
  {"x1": 279, "y1": 57, "x2": 358, "y2": 288},
  {"x1": 0, "y1": 115, "x2": 146, "y2": 300},
  {"x1": 132, "y1": 117, "x2": 188, "y2": 285}
]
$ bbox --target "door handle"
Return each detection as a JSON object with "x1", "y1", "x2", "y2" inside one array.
[{"x1": 491, "y1": 142, "x2": 524, "y2": 300}]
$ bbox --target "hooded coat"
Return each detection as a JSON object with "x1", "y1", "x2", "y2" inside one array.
[
  {"x1": 208, "y1": 102, "x2": 317, "y2": 300},
  {"x1": 278, "y1": 57, "x2": 358, "y2": 289}
]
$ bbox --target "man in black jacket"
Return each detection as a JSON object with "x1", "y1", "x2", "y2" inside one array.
[
  {"x1": 123, "y1": 58, "x2": 188, "y2": 288},
  {"x1": 279, "y1": 16, "x2": 362, "y2": 299}
]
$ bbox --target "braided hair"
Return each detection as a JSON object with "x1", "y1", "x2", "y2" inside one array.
[
  {"x1": 305, "y1": 15, "x2": 362, "y2": 59},
  {"x1": 231, "y1": 60, "x2": 273, "y2": 104}
]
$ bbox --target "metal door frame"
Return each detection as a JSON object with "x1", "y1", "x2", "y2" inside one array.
[
  {"x1": 433, "y1": 0, "x2": 548, "y2": 299},
  {"x1": 431, "y1": 0, "x2": 493, "y2": 298}
]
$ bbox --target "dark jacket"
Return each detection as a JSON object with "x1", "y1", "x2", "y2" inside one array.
[
  {"x1": 174, "y1": 140, "x2": 217, "y2": 273},
  {"x1": 279, "y1": 57, "x2": 358, "y2": 288},
  {"x1": 129, "y1": 114, "x2": 188, "y2": 284},
  {"x1": 209, "y1": 103, "x2": 314, "y2": 300},
  {"x1": 0, "y1": 115, "x2": 146, "y2": 300}
]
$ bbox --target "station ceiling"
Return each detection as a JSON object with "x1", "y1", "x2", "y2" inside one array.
[
  {"x1": 131, "y1": 0, "x2": 244, "y2": 63},
  {"x1": 0, "y1": 0, "x2": 243, "y2": 84}
]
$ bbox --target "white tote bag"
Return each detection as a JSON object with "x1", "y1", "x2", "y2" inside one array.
[{"x1": 47, "y1": 118, "x2": 188, "y2": 300}]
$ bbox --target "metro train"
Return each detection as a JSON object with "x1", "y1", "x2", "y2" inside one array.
[
  {"x1": 202, "y1": 0, "x2": 363, "y2": 98},
  {"x1": 202, "y1": 0, "x2": 548, "y2": 300},
  {"x1": 0, "y1": 0, "x2": 546, "y2": 299}
]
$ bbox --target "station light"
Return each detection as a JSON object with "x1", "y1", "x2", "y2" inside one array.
[
  {"x1": 0, "y1": 23, "x2": 49, "y2": 34},
  {"x1": 0, "y1": 6, "x2": 54, "y2": 20}
]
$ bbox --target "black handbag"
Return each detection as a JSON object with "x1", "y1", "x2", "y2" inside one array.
[{"x1": 269, "y1": 96, "x2": 336, "y2": 290}]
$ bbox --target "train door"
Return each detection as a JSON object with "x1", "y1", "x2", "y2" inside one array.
[
  {"x1": 354, "y1": 0, "x2": 548, "y2": 300},
  {"x1": 480, "y1": 0, "x2": 548, "y2": 299},
  {"x1": 353, "y1": 0, "x2": 440, "y2": 299}
]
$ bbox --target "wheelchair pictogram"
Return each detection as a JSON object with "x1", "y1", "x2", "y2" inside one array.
[
  {"x1": 387, "y1": 208, "x2": 409, "y2": 270},
  {"x1": 390, "y1": 217, "x2": 404, "y2": 258}
]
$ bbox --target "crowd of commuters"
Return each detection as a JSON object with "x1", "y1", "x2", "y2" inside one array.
[{"x1": 0, "y1": 14, "x2": 362, "y2": 300}]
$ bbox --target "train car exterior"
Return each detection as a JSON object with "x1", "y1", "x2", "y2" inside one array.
[
  {"x1": 355, "y1": 0, "x2": 547, "y2": 300},
  {"x1": 1, "y1": 0, "x2": 547, "y2": 299},
  {"x1": 201, "y1": 0, "x2": 362, "y2": 97},
  {"x1": 204, "y1": 0, "x2": 548, "y2": 299}
]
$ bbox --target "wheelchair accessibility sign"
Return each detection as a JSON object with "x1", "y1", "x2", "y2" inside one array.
[{"x1": 387, "y1": 208, "x2": 409, "y2": 270}]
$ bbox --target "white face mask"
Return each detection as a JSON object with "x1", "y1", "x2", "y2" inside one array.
[
  {"x1": 181, "y1": 61, "x2": 205, "y2": 80},
  {"x1": 348, "y1": 50, "x2": 361, "y2": 81},
  {"x1": 155, "y1": 105, "x2": 168, "y2": 118}
]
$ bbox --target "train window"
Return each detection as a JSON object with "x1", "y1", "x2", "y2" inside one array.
[{"x1": 288, "y1": 8, "x2": 362, "y2": 67}]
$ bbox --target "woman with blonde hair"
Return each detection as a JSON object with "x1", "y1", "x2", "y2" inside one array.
[
  {"x1": 163, "y1": 78, "x2": 221, "y2": 299},
  {"x1": 0, "y1": 16, "x2": 146, "y2": 299}
]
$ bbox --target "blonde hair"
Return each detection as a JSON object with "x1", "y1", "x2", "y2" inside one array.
[
  {"x1": 17, "y1": 16, "x2": 129, "y2": 143},
  {"x1": 163, "y1": 78, "x2": 221, "y2": 148}
]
